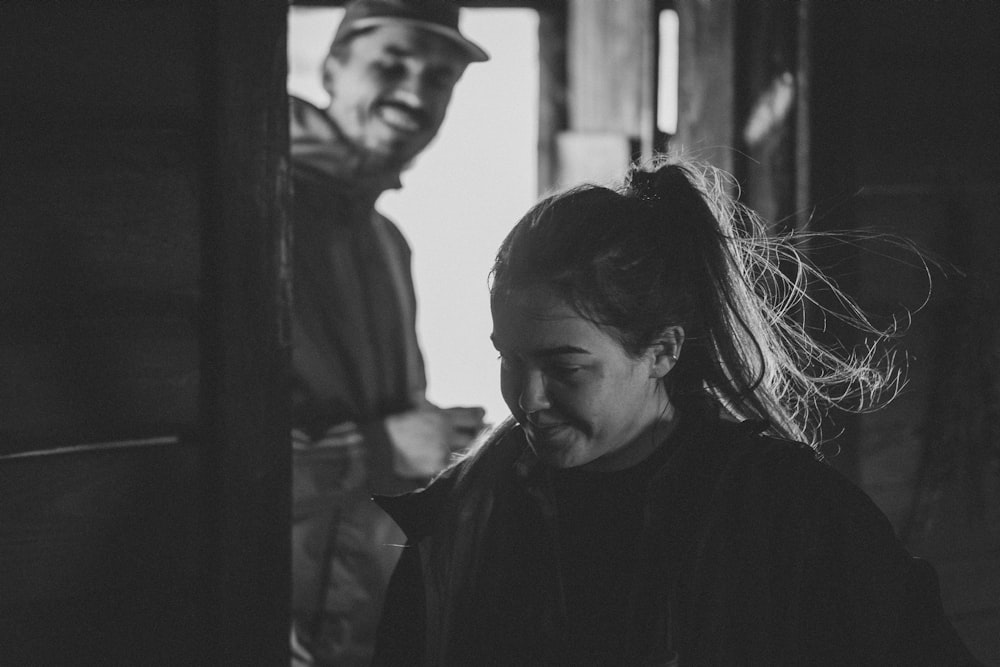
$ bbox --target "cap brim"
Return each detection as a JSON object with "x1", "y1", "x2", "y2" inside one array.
[{"x1": 345, "y1": 17, "x2": 490, "y2": 62}]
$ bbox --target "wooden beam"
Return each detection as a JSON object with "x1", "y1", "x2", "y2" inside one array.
[
  {"x1": 201, "y1": 1, "x2": 292, "y2": 663},
  {"x1": 567, "y1": 0, "x2": 656, "y2": 140},
  {"x1": 537, "y1": 2, "x2": 568, "y2": 193},
  {"x1": 674, "y1": 0, "x2": 736, "y2": 175},
  {"x1": 795, "y1": 0, "x2": 812, "y2": 230}
]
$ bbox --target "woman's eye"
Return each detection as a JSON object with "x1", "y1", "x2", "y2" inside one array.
[
  {"x1": 548, "y1": 365, "x2": 581, "y2": 380},
  {"x1": 497, "y1": 354, "x2": 517, "y2": 370}
]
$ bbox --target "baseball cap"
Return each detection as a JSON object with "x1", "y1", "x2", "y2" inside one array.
[{"x1": 332, "y1": 0, "x2": 490, "y2": 63}]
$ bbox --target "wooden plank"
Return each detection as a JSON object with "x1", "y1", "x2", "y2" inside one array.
[
  {"x1": 0, "y1": 317, "x2": 198, "y2": 445},
  {"x1": 0, "y1": 444, "x2": 203, "y2": 664}
]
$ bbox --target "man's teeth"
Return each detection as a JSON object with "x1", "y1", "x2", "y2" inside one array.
[{"x1": 379, "y1": 106, "x2": 420, "y2": 131}]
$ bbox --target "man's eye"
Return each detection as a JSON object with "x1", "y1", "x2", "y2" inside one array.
[
  {"x1": 426, "y1": 71, "x2": 456, "y2": 90},
  {"x1": 374, "y1": 60, "x2": 405, "y2": 78}
]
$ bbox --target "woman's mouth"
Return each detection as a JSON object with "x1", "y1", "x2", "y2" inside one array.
[{"x1": 524, "y1": 420, "x2": 571, "y2": 444}]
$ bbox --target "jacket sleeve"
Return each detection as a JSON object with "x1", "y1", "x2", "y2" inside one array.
[
  {"x1": 792, "y1": 451, "x2": 983, "y2": 665},
  {"x1": 685, "y1": 432, "x2": 982, "y2": 666},
  {"x1": 371, "y1": 470, "x2": 463, "y2": 665},
  {"x1": 361, "y1": 417, "x2": 428, "y2": 496},
  {"x1": 371, "y1": 543, "x2": 427, "y2": 666},
  {"x1": 291, "y1": 416, "x2": 422, "y2": 496}
]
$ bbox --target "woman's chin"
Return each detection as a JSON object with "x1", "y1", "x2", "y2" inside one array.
[{"x1": 535, "y1": 438, "x2": 593, "y2": 469}]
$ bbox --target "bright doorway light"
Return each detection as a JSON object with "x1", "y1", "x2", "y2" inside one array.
[
  {"x1": 288, "y1": 8, "x2": 539, "y2": 424},
  {"x1": 658, "y1": 9, "x2": 679, "y2": 136}
]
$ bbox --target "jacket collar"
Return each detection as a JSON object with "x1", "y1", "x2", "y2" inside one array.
[
  {"x1": 375, "y1": 412, "x2": 774, "y2": 542},
  {"x1": 289, "y1": 95, "x2": 403, "y2": 204}
]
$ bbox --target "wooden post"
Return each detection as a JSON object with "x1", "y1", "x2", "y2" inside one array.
[
  {"x1": 674, "y1": 0, "x2": 736, "y2": 176},
  {"x1": 201, "y1": 1, "x2": 291, "y2": 663},
  {"x1": 795, "y1": 0, "x2": 812, "y2": 230},
  {"x1": 557, "y1": 0, "x2": 656, "y2": 187},
  {"x1": 537, "y1": 3, "x2": 569, "y2": 194}
]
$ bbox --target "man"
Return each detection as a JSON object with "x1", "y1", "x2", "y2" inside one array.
[{"x1": 288, "y1": 2, "x2": 488, "y2": 665}]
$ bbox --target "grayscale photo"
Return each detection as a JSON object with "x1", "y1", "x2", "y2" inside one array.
[{"x1": 2, "y1": 1, "x2": 997, "y2": 665}]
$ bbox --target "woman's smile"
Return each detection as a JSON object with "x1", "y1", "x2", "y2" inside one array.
[
  {"x1": 491, "y1": 286, "x2": 678, "y2": 471},
  {"x1": 524, "y1": 418, "x2": 575, "y2": 446}
]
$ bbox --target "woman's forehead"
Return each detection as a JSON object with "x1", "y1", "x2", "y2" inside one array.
[
  {"x1": 492, "y1": 286, "x2": 570, "y2": 320},
  {"x1": 491, "y1": 288, "x2": 607, "y2": 351}
]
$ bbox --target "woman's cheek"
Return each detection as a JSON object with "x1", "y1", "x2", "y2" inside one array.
[{"x1": 499, "y1": 370, "x2": 522, "y2": 418}]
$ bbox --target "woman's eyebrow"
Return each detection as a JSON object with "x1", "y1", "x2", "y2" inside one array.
[
  {"x1": 534, "y1": 345, "x2": 590, "y2": 358},
  {"x1": 489, "y1": 336, "x2": 589, "y2": 358}
]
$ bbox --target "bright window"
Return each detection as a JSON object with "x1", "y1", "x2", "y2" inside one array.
[{"x1": 658, "y1": 8, "x2": 679, "y2": 136}]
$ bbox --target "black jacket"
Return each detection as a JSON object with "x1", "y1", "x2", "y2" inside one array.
[{"x1": 374, "y1": 410, "x2": 980, "y2": 666}]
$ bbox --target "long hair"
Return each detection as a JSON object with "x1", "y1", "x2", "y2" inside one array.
[{"x1": 490, "y1": 156, "x2": 903, "y2": 447}]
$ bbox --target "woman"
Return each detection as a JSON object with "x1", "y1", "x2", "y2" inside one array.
[{"x1": 372, "y1": 159, "x2": 979, "y2": 665}]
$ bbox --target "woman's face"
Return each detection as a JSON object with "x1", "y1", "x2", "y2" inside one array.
[{"x1": 491, "y1": 287, "x2": 675, "y2": 471}]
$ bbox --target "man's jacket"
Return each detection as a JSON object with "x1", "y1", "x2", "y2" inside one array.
[{"x1": 289, "y1": 95, "x2": 426, "y2": 666}]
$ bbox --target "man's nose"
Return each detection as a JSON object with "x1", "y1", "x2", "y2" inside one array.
[
  {"x1": 518, "y1": 370, "x2": 550, "y2": 414},
  {"x1": 393, "y1": 72, "x2": 430, "y2": 108}
]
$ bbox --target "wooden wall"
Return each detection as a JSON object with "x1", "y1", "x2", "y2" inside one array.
[
  {"x1": 0, "y1": 2, "x2": 290, "y2": 664},
  {"x1": 807, "y1": 2, "x2": 1000, "y2": 661}
]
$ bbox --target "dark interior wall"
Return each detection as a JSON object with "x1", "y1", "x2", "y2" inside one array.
[
  {"x1": 807, "y1": 2, "x2": 1000, "y2": 661},
  {"x1": 1, "y1": 6, "x2": 209, "y2": 660},
  {"x1": 1, "y1": 4, "x2": 205, "y2": 446},
  {"x1": 680, "y1": 1, "x2": 1000, "y2": 661},
  {"x1": 0, "y1": 2, "x2": 290, "y2": 664},
  {"x1": 733, "y1": 0, "x2": 801, "y2": 231},
  {"x1": 675, "y1": 0, "x2": 736, "y2": 176}
]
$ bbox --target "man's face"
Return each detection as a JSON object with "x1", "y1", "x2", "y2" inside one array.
[{"x1": 323, "y1": 24, "x2": 469, "y2": 168}]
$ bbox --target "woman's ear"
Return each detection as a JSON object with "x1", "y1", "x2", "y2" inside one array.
[{"x1": 648, "y1": 326, "x2": 685, "y2": 379}]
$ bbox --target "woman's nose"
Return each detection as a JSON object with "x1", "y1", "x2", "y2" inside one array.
[{"x1": 518, "y1": 370, "x2": 550, "y2": 414}]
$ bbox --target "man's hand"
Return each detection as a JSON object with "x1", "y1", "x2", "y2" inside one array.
[{"x1": 386, "y1": 403, "x2": 486, "y2": 479}]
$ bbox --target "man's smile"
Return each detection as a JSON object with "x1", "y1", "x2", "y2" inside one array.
[{"x1": 375, "y1": 102, "x2": 424, "y2": 132}]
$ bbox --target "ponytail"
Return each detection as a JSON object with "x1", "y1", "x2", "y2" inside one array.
[{"x1": 491, "y1": 156, "x2": 902, "y2": 447}]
